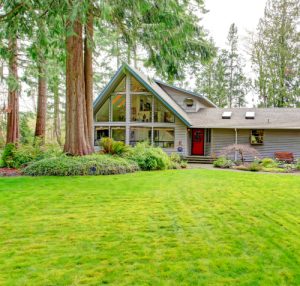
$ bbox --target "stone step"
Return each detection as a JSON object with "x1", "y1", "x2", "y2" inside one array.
[{"x1": 184, "y1": 156, "x2": 215, "y2": 164}]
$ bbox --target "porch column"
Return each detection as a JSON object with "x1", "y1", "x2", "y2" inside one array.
[{"x1": 125, "y1": 75, "x2": 130, "y2": 145}]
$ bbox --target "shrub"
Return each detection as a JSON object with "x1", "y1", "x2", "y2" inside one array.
[
  {"x1": 1, "y1": 143, "x2": 16, "y2": 168},
  {"x1": 1, "y1": 143, "x2": 63, "y2": 169},
  {"x1": 100, "y1": 138, "x2": 130, "y2": 156},
  {"x1": 23, "y1": 154, "x2": 139, "y2": 176},
  {"x1": 169, "y1": 152, "x2": 187, "y2": 169},
  {"x1": 220, "y1": 144, "x2": 260, "y2": 163},
  {"x1": 247, "y1": 162, "x2": 262, "y2": 172},
  {"x1": 213, "y1": 157, "x2": 233, "y2": 168},
  {"x1": 170, "y1": 152, "x2": 182, "y2": 164},
  {"x1": 296, "y1": 159, "x2": 300, "y2": 170},
  {"x1": 261, "y1": 158, "x2": 278, "y2": 168},
  {"x1": 128, "y1": 143, "x2": 171, "y2": 171}
]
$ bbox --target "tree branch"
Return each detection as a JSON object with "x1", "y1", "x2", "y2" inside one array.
[{"x1": 0, "y1": 3, "x2": 24, "y2": 20}]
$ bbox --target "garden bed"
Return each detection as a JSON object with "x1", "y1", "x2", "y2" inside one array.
[{"x1": 0, "y1": 167, "x2": 21, "y2": 177}]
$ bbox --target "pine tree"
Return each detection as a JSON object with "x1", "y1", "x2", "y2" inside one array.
[
  {"x1": 251, "y1": 0, "x2": 300, "y2": 107},
  {"x1": 225, "y1": 23, "x2": 250, "y2": 107}
]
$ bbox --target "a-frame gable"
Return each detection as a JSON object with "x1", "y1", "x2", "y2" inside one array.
[{"x1": 93, "y1": 63, "x2": 191, "y2": 126}]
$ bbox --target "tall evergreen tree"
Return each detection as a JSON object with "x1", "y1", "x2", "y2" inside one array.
[
  {"x1": 251, "y1": 0, "x2": 300, "y2": 107},
  {"x1": 196, "y1": 25, "x2": 249, "y2": 107}
]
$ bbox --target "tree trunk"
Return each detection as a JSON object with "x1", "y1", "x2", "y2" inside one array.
[
  {"x1": 64, "y1": 19, "x2": 93, "y2": 155},
  {"x1": 53, "y1": 77, "x2": 62, "y2": 146},
  {"x1": 6, "y1": 37, "x2": 19, "y2": 144},
  {"x1": 84, "y1": 12, "x2": 94, "y2": 149},
  {"x1": 34, "y1": 57, "x2": 47, "y2": 143}
]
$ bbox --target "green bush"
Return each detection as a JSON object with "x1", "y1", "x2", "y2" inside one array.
[
  {"x1": 248, "y1": 162, "x2": 262, "y2": 172},
  {"x1": 296, "y1": 159, "x2": 300, "y2": 170},
  {"x1": 1, "y1": 143, "x2": 63, "y2": 169},
  {"x1": 261, "y1": 158, "x2": 278, "y2": 168},
  {"x1": 128, "y1": 143, "x2": 171, "y2": 171},
  {"x1": 169, "y1": 152, "x2": 187, "y2": 169},
  {"x1": 213, "y1": 157, "x2": 233, "y2": 168},
  {"x1": 23, "y1": 154, "x2": 139, "y2": 176},
  {"x1": 1, "y1": 143, "x2": 16, "y2": 168},
  {"x1": 169, "y1": 152, "x2": 181, "y2": 164},
  {"x1": 100, "y1": 138, "x2": 130, "y2": 156}
]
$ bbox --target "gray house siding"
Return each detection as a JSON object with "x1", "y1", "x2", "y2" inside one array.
[
  {"x1": 158, "y1": 85, "x2": 212, "y2": 112},
  {"x1": 211, "y1": 128, "x2": 300, "y2": 160}
]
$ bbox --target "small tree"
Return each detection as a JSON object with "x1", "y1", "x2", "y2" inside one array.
[{"x1": 220, "y1": 144, "x2": 260, "y2": 163}]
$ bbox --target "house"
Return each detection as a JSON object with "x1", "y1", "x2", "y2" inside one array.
[{"x1": 93, "y1": 63, "x2": 300, "y2": 161}]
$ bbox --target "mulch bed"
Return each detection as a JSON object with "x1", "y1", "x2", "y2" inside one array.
[{"x1": 0, "y1": 168, "x2": 22, "y2": 177}]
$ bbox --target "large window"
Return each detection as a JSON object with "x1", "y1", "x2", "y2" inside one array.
[
  {"x1": 154, "y1": 98, "x2": 175, "y2": 123},
  {"x1": 112, "y1": 94, "x2": 126, "y2": 122},
  {"x1": 130, "y1": 127, "x2": 151, "y2": 146},
  {"x1": 111, "y1": 127, "x2": 126, "y2": 142},
  {"x1": 95, "y1": 98, "x2": 110, "y2": 122},
  {"x1": 114, "y1": 77, "x2": 126, "y2": 92},
  {"x1": 250, "y1": 130, "x2": 264, "y2": 145},
  {"x1": 154, "y1": 128, "x2": 175, "y2": 148},
  {"x1": 131, "y1": 77, "x2": 147, "y2": 92},
  {"x1": 94, "y1": 127, "x2": 109, "y2": 145},
  {"x1": 131, "y1": 94, "x2": 152, "y2": 122}
]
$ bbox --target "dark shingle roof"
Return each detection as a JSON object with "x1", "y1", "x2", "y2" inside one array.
[{"x1": 188, "y1": 108, "x2": 300, "y2": 129}]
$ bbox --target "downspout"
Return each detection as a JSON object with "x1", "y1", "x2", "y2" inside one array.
[{"x1": 234, "y1": 128, "x2": 238, "y2": 161}]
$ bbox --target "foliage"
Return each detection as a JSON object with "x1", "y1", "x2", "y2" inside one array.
[
  {"x1": 169, "y1": 152, "x2": 187, "y2": 169},
  {"x1": 297, "y1": 159, "x2": 300, "y2": 170},
  {"x1": 213, "y1": 157, "x2": 233, "y2": 168},
  {"x1": 127, "y1": 142, "x2": 171, "y2": 171},
  {"x1": 99, "y1": 138, "x2": 130, "y2": 156},
  {"x1": 170, "y1": 152, "x2": 182, "y2": 164},
  {"x1": 220, "y1": 144, "x2": 260, "y2": 163},
  {"x1": 196, "y1": 24, "x2": 251, "y2": 107},
  {"x1": 251, "y1": 0, "x2": 300, "y2": 107},
  {"x1": 1, "y1": 143, "x2": 16, "y2": 168},
  {"x1": 260, "y1": 158, "x2": 278, "y2": 168},
  {"x1": 23, "y1": 154, "x2": 139, "y2": 176},
  {"x1": 20, "y1": 112, "x2": 34, "y2": 144},
  {"x1": 248, "y1": 162, "x2": 262, "y2": 172},
  {"x1": 1, "y1": 142, "x2": 63, "y2": 169}
]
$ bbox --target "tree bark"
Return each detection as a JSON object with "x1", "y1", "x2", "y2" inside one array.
[
  {"x1": 64, "y1": 19, "x2": 93, "y2": 155},
  {"x1": 34, "y1": 57, "x2": 47, "y2": 143},
  {"x1": 84, "y1": 11, "x2": 94, "y2": 149},
  {"x1": 6, "y1": 37, "x2": 19, "y2": 144},
  {"x1": 53, "y1": 77, "x2": 62, "y2": 146}
]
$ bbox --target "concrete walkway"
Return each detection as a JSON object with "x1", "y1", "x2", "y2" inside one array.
[{"x1": 187, "y1": 163, "x2": 300, "y2": 175}]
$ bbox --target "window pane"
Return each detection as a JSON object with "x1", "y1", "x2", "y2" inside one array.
[
  {"x1": 154, "y1": 98, "x2": 175, "y2": 123},
  {"x1": 95, "y1": 98, "x2": 109, "y2": 122},
  {"x1": 154, "y1": 128, "x2": 174, "y2": 148},
  {"x1": 250, "y1": 130, "x2": 264, "y2": 145},
  {"x1": 112, "y1": 94, "x2": 126, "y2": 121},
  {"x1": 111, "y1": 127, "x2": 126, "y2": 142},
  {"x1": 114, "y1": 77, "x2": 126, "y2": 92},
  {"x1": 131, "y1": 77, "x2": 147, "y2": 92},
  {"x1": 94, "y1": 127, "x2": 109, "y2": 145},
  {"x1": 131, "y1": 94, "x2": 152, "y2": 122},
  {"x1": 130, "y1": 127, "x2": 151, "y2": 146}
]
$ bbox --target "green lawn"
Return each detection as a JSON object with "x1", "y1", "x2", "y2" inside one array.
[{"x1": 0, "y1": 170, "x2": 300, "y2": 286}]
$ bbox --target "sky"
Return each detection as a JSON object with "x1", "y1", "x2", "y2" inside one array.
[{"x1": 202, "y1": 0, "x2": 267, "y2": 49}]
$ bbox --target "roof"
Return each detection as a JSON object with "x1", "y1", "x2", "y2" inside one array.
[
  {"x1": 94, "y1": 64, "x2": 300, "y2": 130},
  {"x1": 93, "y1": 63, "x2": 192, "y2": 126},
  {"x1": 154, "y1": 80, "x2": 217, "y2": 107},
  {"x1": 188, "y1": 108, "x2": 300, "y2": 129}
]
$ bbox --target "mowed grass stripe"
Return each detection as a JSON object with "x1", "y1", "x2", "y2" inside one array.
[{"x1": 0, "y1": 169, "x2": 299, "y2": 285}]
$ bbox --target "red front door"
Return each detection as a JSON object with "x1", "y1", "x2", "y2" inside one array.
[{"x1": 192, "y1": 129, "x2": 204, "y2": 155}]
